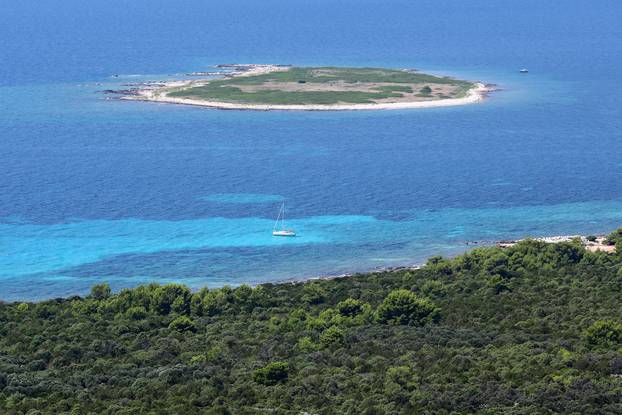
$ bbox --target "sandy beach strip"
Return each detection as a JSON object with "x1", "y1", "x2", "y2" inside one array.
[
  {"x1": 121, "y1": 82, "x2": 490, "y2": 111},
  {"x1": 125, "y1": 82, "x2": 489, "y2": 111}
]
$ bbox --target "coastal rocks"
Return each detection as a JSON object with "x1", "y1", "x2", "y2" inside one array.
[
  {"x1": 122, "y1": 82, "x2": 166, "y2": 87},
  {"x1": 186, "y1": 71, "x2": 225, "y2": 76},
  {"x1": 99, "y1": 81, "x2": 169, "y2": 97},
  {"x1": 99, "y1": 89, "x2": 140, "y2": 96}
]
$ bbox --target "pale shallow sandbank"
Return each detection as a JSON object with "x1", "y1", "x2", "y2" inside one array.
[{"x1": 121, "y1": 64, "x2": 492, "y2": 111}]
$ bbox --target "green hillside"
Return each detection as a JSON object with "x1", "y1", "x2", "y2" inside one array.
[{"x1": 2, "y1": 230, "x2": 622, "y2": 414}]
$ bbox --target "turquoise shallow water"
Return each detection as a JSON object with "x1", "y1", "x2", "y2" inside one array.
[
  {"x1": 1, "y1": 0, "x2": 622, "y2": 300},
  {"x1": 3, "y1": 200, "x2": 622, "y2": 300}
]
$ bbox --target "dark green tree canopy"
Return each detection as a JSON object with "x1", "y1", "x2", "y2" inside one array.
[
  {"x1": 585, "y1": 320, "x2": 622, "y2": 347},
  {"x1": 169, "y1": 316, "x2": 197, "y2": 333},
  {"x1": 90, "y1": 283, "x2": 111, "y2": 300},
  {"x1": 376, "y1": 289, "x2": 439, "y2": 326},
  {"x1": 252, "y1": 362, "x2": 289, "y2": 386},
  {"x1": 337, "y1": 298, "x2": 366, "y2": 317}
]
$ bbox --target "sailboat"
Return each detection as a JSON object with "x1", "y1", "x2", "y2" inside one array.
[{"x1": 272, "y1": 203, "x2": 296, "y2": 237}]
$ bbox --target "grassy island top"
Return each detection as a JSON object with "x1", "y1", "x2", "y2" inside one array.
[{"x1": 165, "y1": 66, "x2": 476, "y2": 105}]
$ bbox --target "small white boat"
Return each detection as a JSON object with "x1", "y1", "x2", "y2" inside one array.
[
  {"x1": 520, "y1": 68, "x2": 529, "y2": 73},
  {"x1": 272, "y1": 203, "x2": 296, "y2": 237},
  {"x1": 273, "y1": 229, "x2": 296, "y2": 237}
]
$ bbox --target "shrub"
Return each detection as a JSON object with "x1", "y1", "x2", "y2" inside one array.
[
  {"x1": 421, "y1": 280, "x2": 447, "y2": 297},
  {"x1": 337, "y1": 298, "x2": 365, "y2": 317},
  {"x1": 169, "y1": 316, "x2": 197, "y2": 333},
  {"x1": 605, "y1": 228, "x2": 622, "y2": 245},
  {"x1": 35, "y1": 303, "x2": 55, "y2": 319},
  {"x1": 483, "y1": 252, "x2": 511, "y2": 278},
  {"x1": 320, "y1": 326, "x2": 346, "y2": 348},
  {"x1": 190, "y1": 292, "x2": 204, "y2": 316},
  {"x1": 302, "y1": 283, "x2": 327, "y2": 304},
  {"x1": 252, "y1": 362, "x2": 289, "y2": 385},
  {"x1": 125, "y1": 306, "x2": 148, "y2": 320},
  {"x1": 203, "y1": 290, "x2": 227, "y2": 316},
  {"x1": 426, "y1": 255, "x2": 453, "y2": 275},
  {"x1": 376, "y1": 289, "x2": 439, "y2": 326},
  {"x1": 205, "y1": 406, "x2": 232, "y2": 415},
  {"x1": 190, "y1": 354, "x2": 207, "y2": 365},
  {"x1": 386, "y1": 366, "x2": 417, "y2": 390},
  {"x1": 585, "y1": 320, "x2": 622, "y2": 347},
  {"x1": 420, "y1": 85, "x2": 432, "y2": 95},
  {"x1": 90, "y1": 283, "x2": 111, "y2": 300},
  {"x1": 297, "y1": 336, "x2": 318, "y2": 353},
  {"x1": 153, "y1": 284, "x2": 191, "y2": 315}
]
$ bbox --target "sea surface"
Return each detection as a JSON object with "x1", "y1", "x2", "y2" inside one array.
[{"x1": 1, "y1": 0, "x2": 622, "y2": 301}]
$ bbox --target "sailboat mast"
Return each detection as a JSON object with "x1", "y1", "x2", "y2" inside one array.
[
  {"x1": 274, "y1": 203, "x2": 284, "y2": 231},
  {"x1": 271, "y1": 202, "x2": 295, "y2": 237}
]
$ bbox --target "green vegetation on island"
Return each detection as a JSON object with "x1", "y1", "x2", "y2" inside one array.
[
  {"x1": 166, "y1": 67, "x2": 475, "y2": 105},
  {"x1": 2, "y1": 229, "x2": 622, "y2": 414}
]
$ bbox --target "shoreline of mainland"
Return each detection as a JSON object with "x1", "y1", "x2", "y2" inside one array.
[
  {"x1": 118, "y1": 64, "x2": 493, "y2": 111},
  {"x1": 0, "y1": 232, "x2": 617, "y2": 302},
  {"x1": 276, "y1": 233, "x2": 617, "y2": 286}
]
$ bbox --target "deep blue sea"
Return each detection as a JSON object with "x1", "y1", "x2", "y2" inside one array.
[{"x1": 1, "y1": 0, "x2": 622, "y2": 301}]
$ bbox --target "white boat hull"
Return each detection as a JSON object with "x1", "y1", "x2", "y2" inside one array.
[{"x1": 272, "y1": 230, "x2": 296, "y2": 237}]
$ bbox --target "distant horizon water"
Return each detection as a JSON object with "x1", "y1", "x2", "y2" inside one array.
[{"x1": 1, "y1": 0, "x2": 622, "y2": 300}]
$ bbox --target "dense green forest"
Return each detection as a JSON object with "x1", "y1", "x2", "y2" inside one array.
[{"x1": 2, "y1": 230, "x2": 622, "y2": 414}]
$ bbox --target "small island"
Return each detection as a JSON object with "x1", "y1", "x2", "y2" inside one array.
[{"x1": 122, "y1": 64, "x2": 490, "y2": 111}]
